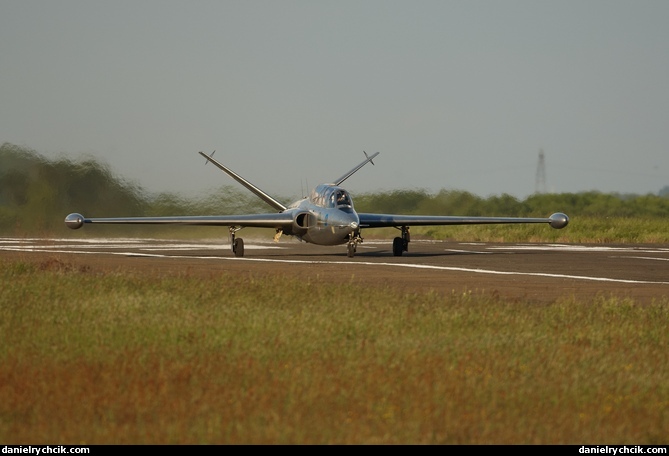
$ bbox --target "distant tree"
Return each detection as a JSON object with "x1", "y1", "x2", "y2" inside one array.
[
  {"x1": 0, "y1": 143, "x2": 147, "y2": 232},
  {"x1": 659, "y1": 185, "x2": 669, "y2": 198},
  {"x1": 3, "y1": 142, "x2": 669, "y2": 235},
  {"x1": 355, "y1": 189, "x2": 431, "y2": 214}
]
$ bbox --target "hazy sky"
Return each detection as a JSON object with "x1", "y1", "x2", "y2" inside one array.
[{"x1": 2, "y1": 0, "x2": 668, "y2": 201}]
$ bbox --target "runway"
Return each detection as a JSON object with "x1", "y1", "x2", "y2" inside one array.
[{"x1": 2, "y1": 236, "x2": 668, "y2": 304}]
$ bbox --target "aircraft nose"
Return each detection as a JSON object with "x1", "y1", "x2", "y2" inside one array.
[{"x1": 331, "y1": 211, "x2": 359, "y2": 236}]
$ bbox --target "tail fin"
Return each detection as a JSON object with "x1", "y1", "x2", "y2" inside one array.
[
  {"x1": 203, "y1": 150, "x2": 216, "y2": 165},
  {"x1": 332, "y1": 151, "x2": 380, "y2": 186},
  {"x1": 198, "y1": 151, "x2": 287, "y2": 212}
]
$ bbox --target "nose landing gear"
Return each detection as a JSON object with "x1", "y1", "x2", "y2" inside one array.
[{"x1": 346, "y1": 231, "x2": 364, "y2": 258}]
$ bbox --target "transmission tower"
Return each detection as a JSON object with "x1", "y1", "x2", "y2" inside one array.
[{"x1": 535, "y1": 149, "x2": 546, "y2": 194}]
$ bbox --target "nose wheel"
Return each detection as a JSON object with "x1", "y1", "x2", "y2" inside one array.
[{"x1": 346, "y1": 232, "x2": 363, "y2": 258}]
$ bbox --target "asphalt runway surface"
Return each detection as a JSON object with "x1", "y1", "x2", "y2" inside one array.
[{"x1": 2, "y1": 236, "x2": 668, "y2": 304}]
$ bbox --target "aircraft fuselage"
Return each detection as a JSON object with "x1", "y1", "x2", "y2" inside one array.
[{"x1": 286, "y1": 184, "x2": 360, "y2": 246}]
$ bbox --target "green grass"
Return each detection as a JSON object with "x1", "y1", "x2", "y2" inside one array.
[
  {"x1": 1, "y1": 258, "x2": 668, "y2": 444},
  {"x1": 405, "y1": 216, "x2": 669, "y2": 244}
]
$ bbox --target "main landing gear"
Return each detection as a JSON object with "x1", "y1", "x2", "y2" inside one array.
[
  {"x1": 347, "y1": 231, "x2": 364, "y2": 258},
  {"x1": 230, "y1": 227, "x2": 244, "y2": 257},
  {"x1": 392, "y1": 226, "x2": 410, "y2": 257}
]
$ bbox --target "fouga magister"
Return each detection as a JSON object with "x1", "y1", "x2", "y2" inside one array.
[{"x1": 65, "y1": 151, "x2": 568, "y2": 258}]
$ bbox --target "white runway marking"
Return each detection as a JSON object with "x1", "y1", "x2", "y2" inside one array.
[
  {"x1": 2, "y1": 239, "x2": 668, "y2": 285},
  {"x1": 0, "y1": 239, "x2": 283, "y2": 251},
  {"x1": 626, "y1": 256, "x2": 669, "y2": 262},
  {"x1": 224, "y1": 257, "x2": 669, "y2": 285},
  {"x1": 444, "y1": 249, "x2": 492, "y2": 254},
  {"x1": 489, "y1": 244, "x2": 669, "y2": 254}
]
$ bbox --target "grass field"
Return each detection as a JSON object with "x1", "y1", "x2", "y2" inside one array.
[{"x1": 1, "y1": 256, "x2": 668, "y2": 444}]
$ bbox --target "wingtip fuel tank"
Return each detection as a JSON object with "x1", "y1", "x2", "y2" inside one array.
[
  {"x1": 549, "y1": 212, "x2": 569, "y2": 229},
  {"x1": 65, "y1": 213, "x2": 85, "y2": 230}
]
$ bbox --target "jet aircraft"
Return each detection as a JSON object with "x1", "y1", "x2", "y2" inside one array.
[{"x1": 65, "y1": 151, "x2": 569, "y2": 258}]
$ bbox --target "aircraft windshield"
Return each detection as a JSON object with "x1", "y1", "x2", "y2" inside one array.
[
  {"x1": 335, "y1": 190, "x2": 351, "y2": 207},
  {"x1": 310, "y1": 185, "x2": 353, "y2": 209}
]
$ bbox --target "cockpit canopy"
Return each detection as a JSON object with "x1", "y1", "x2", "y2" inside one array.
[{"x1": 310, "y1": 184, "x2": 353, "y2": 210}]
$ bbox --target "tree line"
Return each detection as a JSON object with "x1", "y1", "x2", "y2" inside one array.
[{"x1": 2, "y1": 143, "x2": 668, "y2": 234}]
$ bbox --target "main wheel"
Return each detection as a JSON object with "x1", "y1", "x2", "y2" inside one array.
[
  {"x1": 392, "y1": 237, "x2": 404, "y2": 256},
  {"x1": 233, "y1": 238, "x2": 245, "y2": 257}
]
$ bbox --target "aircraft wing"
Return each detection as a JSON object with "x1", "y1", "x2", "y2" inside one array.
[
  {"x1": 357, "y1": 212, "x2": 569, "y2": 229},
  {"x1": 65, "y1": 212, "x2": 295, "y2": 230}
]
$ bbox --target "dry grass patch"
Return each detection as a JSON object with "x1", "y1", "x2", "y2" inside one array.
[{"x1": 1, "y1": 258, "x2": 667, "y2": 444}]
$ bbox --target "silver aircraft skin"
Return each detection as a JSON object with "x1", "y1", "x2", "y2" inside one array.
[{"x1": 65, "y1": 151, "x2": 569, "y2": 258}]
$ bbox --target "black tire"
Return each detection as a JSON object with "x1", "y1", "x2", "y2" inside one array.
[
  {"x1": 233, "y1": 238, "x2": 245, "y2": 257},
  {"x1": 347, "y1": 243, "x2": 356, "y2": 258},
  {"x1": 392, "y1": 237, "x2": 404, "y2": 256}
]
